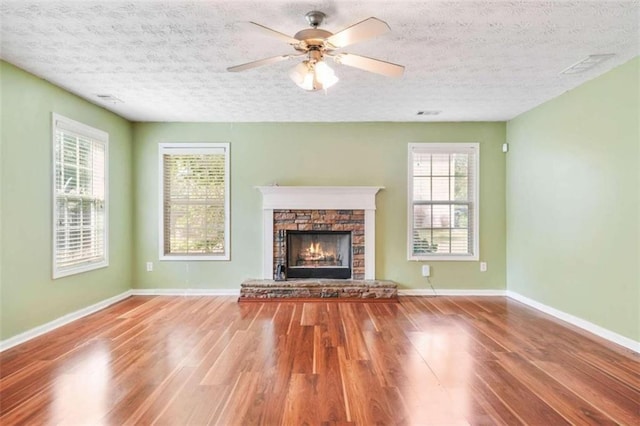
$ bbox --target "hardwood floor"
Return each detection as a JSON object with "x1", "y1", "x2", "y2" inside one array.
[{"x1": 1, "y1": 296, "x2": 638, "y2": 425}]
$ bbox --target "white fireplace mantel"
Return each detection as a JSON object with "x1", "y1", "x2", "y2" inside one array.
[{"x1": 256, "y1": 186, "x2": 384, "y2": 280}]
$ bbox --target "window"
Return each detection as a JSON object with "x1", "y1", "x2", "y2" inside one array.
[
  {"x1": 159, "y1": 143, "x2": 230, "y2": 260},
  {"x1": 408, "y1": 143, "x2": 479, "y2": 261},
  {"x1": 53, "y1": 114, "x2": 108, "y2": 278}
]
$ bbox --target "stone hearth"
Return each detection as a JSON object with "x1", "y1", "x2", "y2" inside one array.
[{"x1": 240, "y1": 279, "x2": 398, "y2": 301}]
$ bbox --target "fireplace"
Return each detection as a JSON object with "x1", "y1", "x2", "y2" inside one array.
[
  {"x1": 257, "y1": 186, "x2": 383, "y2": 280},
  {"x1": 287, "y1": 231, "x2": 351, "y2": 279},
  {"x1": 273, "y1": 210, "x2": 365, "y2": 279}
]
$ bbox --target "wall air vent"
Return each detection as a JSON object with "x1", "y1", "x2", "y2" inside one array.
[
  {"x1": 417, "y1": 110, "x2": 441, "y2": 116},
  {"x1": 560, "y1": 54, "x2": 615, "y2": 74}
]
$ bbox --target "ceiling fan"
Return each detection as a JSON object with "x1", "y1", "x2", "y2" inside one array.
[{"x1": 227, "y1": 11, "x2": 405, "y2": 92}]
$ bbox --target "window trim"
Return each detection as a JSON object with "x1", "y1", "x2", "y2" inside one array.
[
  {"x1": 158, "y1": 142, "x2": 230, "y2": 261},
  {"x1": 407, "y1": 142, "x2": 479, "y2": 261},
  {"x1": 52, "y1": 113, "x2": 109, "y2": 279}
]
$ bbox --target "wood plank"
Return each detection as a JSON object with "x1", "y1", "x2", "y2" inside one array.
[
  {"x1": 495, "y1": 352, "x2": 617, "y2": 425},
  {"x1": 337, "y1": 346, "x2": 395, "y2": 424},
  {"x1": 466, "y1": 373, "x2": 523, "y2": 425},
  {"x1": 534, "y1": 358, "x2": 640, "y2": 424},
  {"x1": 0, "y1": 295, "x2": 637, "y2": 425},
  {"x1": 213, "y1": 372, "x2": 261, "y2": 425},
  {"x1": 338, "y1": 304, "x2": 371, "y2": 361},
  {"x1": 474, "y1": 360, "x2": 571, "y2": 424}
]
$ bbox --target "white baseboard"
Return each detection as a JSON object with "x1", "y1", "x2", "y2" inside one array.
[
  {"x1": 399, "y1": 289, "x2": 506, "y2": 296},
  {"x1": 507, "y1": 290, "x2": 639, "y2": 353},
  {"x1": 131, "y1": 288, "x2": 240, "y2": 296},
  {"x1": 0, "y1": 290, "x2": 132, "y2": 352}
]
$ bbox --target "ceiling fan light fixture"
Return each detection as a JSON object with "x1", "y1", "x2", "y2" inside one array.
[
  {"x1": 289, "y1": 59, "x2": 338, "y2": 91},
  {"x1": 289, "y1": 61, "x2": 314, "y2": 90},
  {"x1": 315, "y1": 60, "x2": 339, "y2": 89}
]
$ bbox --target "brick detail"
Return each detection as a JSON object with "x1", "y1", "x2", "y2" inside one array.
[{"x1": 273, "y1": 209, "x2": 366, "y2": 279}]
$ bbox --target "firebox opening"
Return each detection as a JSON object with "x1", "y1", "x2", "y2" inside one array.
[{"x1": 286, "y1": 231, "x2": 352, "y2": 279}]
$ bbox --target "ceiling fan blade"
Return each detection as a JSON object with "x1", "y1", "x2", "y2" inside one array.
[
  {"x1": 335, "y1": 53, "x2": 404, "y2": 77},
  {"x1": 326, "y1": 17, "x2": 390, "y2": 48},
  {"x1": 227, "y1": 55, "x2": 293, "y2": 72},
  {"x1": 245, "y1": 22, "x2": 299, "y2": 45}
]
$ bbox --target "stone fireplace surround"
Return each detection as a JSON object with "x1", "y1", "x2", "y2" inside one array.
[
  {"x1": 256, "y1": 186, "x2": 383, "y2": 280},
  {"x1": 274, "y1": 209, "x2": 364, "y2": 279}
]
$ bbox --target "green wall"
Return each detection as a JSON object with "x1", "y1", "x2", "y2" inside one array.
[
  {"x1": 0, "y1": 61, "x2": 134, "y2": 340},
  {"x1": 132, "y1": 122, "x2": 506, "y2": 291},
  {"x1": 506, "y1": 57, "x2": 640, "y2": 341}
]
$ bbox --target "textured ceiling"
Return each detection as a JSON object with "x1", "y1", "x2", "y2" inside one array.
[{"x1": 1, "y1": 0, "x2": 638, "y2": 122}]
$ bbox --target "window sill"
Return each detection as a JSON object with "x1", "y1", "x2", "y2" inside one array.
[
  {"x1": 409, "y1": 255, "x2": 479, "y2": 262},
  {"x1": 160, "y1": 255, "x2": 230, "y2": 261},
  {"x1": 53, "y1": 261, "x2": 108, "y2": 279}
]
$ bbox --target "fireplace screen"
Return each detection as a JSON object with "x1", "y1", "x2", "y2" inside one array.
[{"x1": 286, "y1": 231, "x2": 351, "y2": 279}]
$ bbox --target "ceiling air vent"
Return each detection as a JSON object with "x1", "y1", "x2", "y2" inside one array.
[
  {"x1": 560, "y1": 54, "x2": 615, "y2": 74},
  {"x1": 96, "y1": 94, "x2": 123, "y2": 103},
  {"x1": 417, "y1": 110, "x2": 441, "y2": 116}
]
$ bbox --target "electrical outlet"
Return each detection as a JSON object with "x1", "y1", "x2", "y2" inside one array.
[
  {"x1": 480, "y1": 262, "x2": 487, "y2": 272},
  {"x1": 422, "y1": 265, "x2": 431, "y2": 277},
  {"x1": 146, "y1": 262, "x2": 153, "y2": 272}
]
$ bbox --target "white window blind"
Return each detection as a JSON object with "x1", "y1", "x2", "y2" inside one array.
[
  {"x1": 53, "y1": 114, "x2": 108, "y2": 278},
  {"x1": 159, "y1": 143, "x2": 230, "y2": 260},
  {"x1": 408, "y1": 143, "x2": 479, "y2": 261}
]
